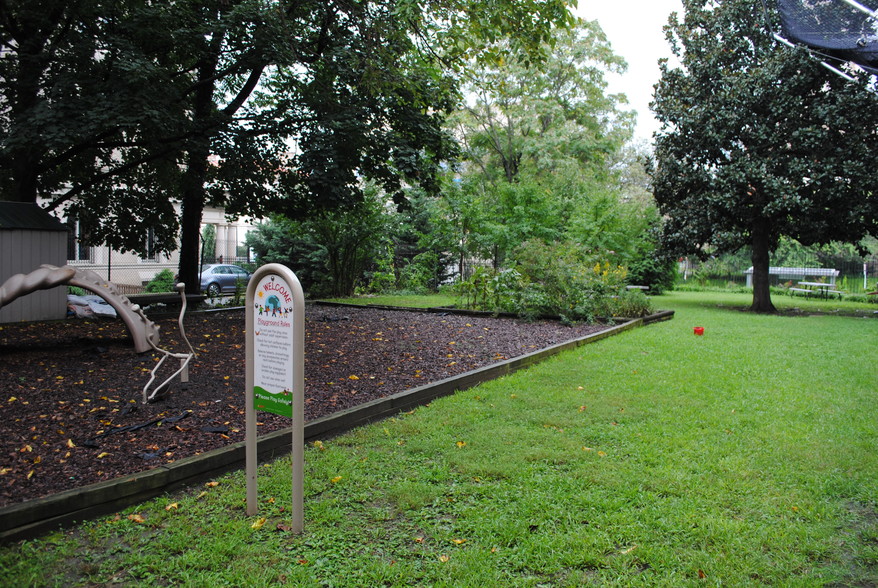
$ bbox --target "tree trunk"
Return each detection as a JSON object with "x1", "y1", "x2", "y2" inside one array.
[
  {"x1": 178, "y1": 169, "x2": 207, "y2": 296},
  {"x1": 749, "y1": 216, "x2": 776, "y2": 313},
  {"x1": 177, "y1": 44, "x2": 220, "y2": 295}
]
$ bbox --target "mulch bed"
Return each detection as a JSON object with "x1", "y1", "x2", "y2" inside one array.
[{"x1": 0, "y1": 304, "x2": 609, "y2": 508}]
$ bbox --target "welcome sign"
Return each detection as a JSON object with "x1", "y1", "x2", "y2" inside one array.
[
  {"x1": 252, "y1": 274, "x2": 296, "y2": 417},
  {"x1": 244, "y1": 263, "x2": 305, "y2": 531}
]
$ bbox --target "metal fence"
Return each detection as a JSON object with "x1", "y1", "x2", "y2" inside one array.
[
  {"x1": 68, "y1": 236, "x2": 253, "y2": 294},
  {"x1": 679, "y1": 255, "x2": 878, "y2": 293}
]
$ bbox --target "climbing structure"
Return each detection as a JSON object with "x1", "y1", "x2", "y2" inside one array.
[{"x1": 0, "y1": 264, "x2": 195, "y2": 402}]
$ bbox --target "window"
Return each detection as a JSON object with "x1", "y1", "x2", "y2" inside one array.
[
  {"x1": 142, "y1": 227, "x2": 160, "y2": 262},
  {"x1": 66, "y1": 219, "x2": 92, "y2": 262}
]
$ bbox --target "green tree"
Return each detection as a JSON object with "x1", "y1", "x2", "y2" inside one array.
[
  {"x1": 651, "y1": 0, "x2": 878, "y2": 312},
  {"x1": 1, "y1": 0, "x2": 575, "y2": 294},
  {"x1": 246, "y1": 189, "x2": 394, "y2": 297},
  {"x1": 446, "y1": 18, "x2": 634, "y2": 268}
]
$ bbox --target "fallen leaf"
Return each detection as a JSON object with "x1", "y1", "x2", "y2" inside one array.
[
  {"x1": 128, "y1": 514, "x2": 146, "y2": 523},
  {"x1": 330, "y1": 476, "x2": 343, "y2": 484},
  {"x1": 452, "y1": 538, "x2": 467, "y2": 545},
  {"x1": 438, "y1": 555, "x2": 450, "y2": 563},
  {"x1": 251, "y1": 517, "x2": 267, "y2": 530},
  {"x1": 698, "y1": 569, "x2": 706, "y2": 579},
  {"x1": 97, "y1": 452, "x2": 111, "y2": 458},
  {"x1": 456, "y1": 441, "x2": 466, "y2": 448},
  {"x1": 205, "y1": 481, "x2": 220, "y2": 487},
  {"x1": 165, "y1": 503, "x2": 179, "y2": 511}
]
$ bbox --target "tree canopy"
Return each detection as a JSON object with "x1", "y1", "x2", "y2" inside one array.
[
  {"x1": 1, "y1": 0, "x2": 575, "y2": 292},
  {"x1": 441, "y1": 18, "x2": 658, "y2": 275},
  {"x1": 651, "y1": 0, "x2": 878, "y2": 312}
]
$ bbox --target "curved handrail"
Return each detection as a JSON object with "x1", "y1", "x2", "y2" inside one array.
[{"x1": 0, "y1": 264, "x2": 160, "y2": 353}]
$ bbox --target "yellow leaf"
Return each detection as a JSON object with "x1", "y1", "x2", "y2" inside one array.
[
  {"x1": 330, "y1": 476, "x2": 343, "y2": 484},
  {"x1": 452, "y1": 538, "x2": 467, "y2": 545},
  {"x1": 348, "y1": 375, "x2": 359, "y2": 380},
  {"x1": 128, "y1": 514, "x2": 146, "y2": 523},
  {"x1": 438, "y1": 555, "x2": 450, "y2": 563},
  {"x1": 414, "y1": 536, "x2": 424, "y2": 544},
  {"x1": 26, "y1": 470, "x2": 34, "y2": 480},
  {"x1": 7, "y1": 397, "x2": 16, "y2": 402},
  {"x1": 582, "y1": 446, "x2": 593, "y2": 452},
  {"x1": 456, "y1": 441, "x2": 466, "y2": 448},
  {"x1": 196, "y1": 491, "x2": 208, "y2": 500},
  {"x1": 205, "y1": 481, "x2": 220, "y2": 487},
  {"x1": 165, "y1": 503, "x2": 179, "y2": 511},
  {"x1": 251, "y1": 517, "x2": 267, "y2": 530},
  {"x1": 21, "y1": 444, "x2": 32, "y2": 453},
  {"x1": 97, "y1": 452, "x2": 111, "y2": 458},
  {"x1": 33, "y1": 456, "x2": 41, "y2": 464},
  {"x1": 597, "y1": 451, "x2": 607, "y2": 457},
  {"x1": 0, "y1": 468, "x2": 9, "y2": 475},
  {"x1": 578, "y1": 406, "x2": 587, "y2": 412}
]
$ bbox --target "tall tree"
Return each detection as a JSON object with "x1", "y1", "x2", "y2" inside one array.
[
  {"x1": 446, "y1": 18, "x2": 635, "y2": 268},
  {"x1": 1, "y1": 0, "x2": 575, "y2": 292},
  {"x1": 651, "y1": 0, "x2": 878, "y2": 312}
]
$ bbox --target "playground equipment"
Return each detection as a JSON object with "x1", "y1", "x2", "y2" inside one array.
[{"x1": 0, "y1": 264, "x2": 196, "y2": 403}]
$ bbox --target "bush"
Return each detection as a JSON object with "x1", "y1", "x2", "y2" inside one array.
[
  {"x1": 453, "y1": 240, "x2": 644, "y2": 323},
  {"x1": 595, "y1": 289, "x2": 654, "y2": 319},
  {"x1": 144, "y1": 269, "x2": 176, "y2": 293}
]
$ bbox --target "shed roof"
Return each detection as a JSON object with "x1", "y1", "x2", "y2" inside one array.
[{"x1": 0, "y1": 202, "x2": 67, "y2": 232}]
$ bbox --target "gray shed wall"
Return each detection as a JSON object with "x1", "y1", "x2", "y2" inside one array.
[{"x1": 0, "y1": 230, "x2": 68, "y2": 323}]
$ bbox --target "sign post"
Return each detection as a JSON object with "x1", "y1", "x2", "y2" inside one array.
[{"x1": 245, "y1": 263, "x2": 305, "y2": 532}]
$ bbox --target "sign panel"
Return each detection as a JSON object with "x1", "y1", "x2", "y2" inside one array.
[
  {"x1": 252, "y1": 274, "x2": 295, "y2": 417},
  {"x1": 245, "y1": 263, "x2": 305, "y2": 532}
]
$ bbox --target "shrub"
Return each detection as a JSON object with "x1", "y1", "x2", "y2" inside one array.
[
  {"x1": 453, "y1": 240, "x2": 641, "y2": 323},
  {"x1": 144, "y1": 269, "x2": 176, "y2": 293},
  {"x1": 596, "y1": 289, "x2": 654, "y2": 319}
]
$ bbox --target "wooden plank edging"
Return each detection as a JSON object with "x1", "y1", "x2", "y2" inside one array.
[{"x1": 0, "y1": 312, "x2": 672, "y2": 542}]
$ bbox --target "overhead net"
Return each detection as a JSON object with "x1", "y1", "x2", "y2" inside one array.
[{"x1": 777, "y1": 0, "x2": 878, "y2": 72}]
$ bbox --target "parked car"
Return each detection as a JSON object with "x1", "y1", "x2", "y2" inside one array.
[{"x1": 199, "y1": 264, "x2": 251, "y2": 297}]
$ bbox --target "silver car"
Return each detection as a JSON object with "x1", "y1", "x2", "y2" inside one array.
[{"x1": 199, "y1": 264, "x2": 251, "y2": 297}]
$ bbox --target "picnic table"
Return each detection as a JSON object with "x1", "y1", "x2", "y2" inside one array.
[{"x1": 788, "y1": 282, "x2": 843, "y2": 299}]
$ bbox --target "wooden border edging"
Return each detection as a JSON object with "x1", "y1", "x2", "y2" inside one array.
[{"x1": 0, "y1": 311, "x2": 673, "y2": 542}]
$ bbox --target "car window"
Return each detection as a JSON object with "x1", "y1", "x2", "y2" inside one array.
[{"x1": 230, "y1": 267, "x2": 247, "y2": 276}]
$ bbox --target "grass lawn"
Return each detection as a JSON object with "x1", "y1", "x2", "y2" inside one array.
[
  {"x1": 320, "y1": 293, "x2": 457, "y2": 308},
  {"x1": 2, "y1": 292, "x2": 877, "y2": 586}
]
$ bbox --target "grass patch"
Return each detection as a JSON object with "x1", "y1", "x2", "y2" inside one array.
[
  {"x1": 320, "y1": 293, "x2": 456, "y2": 308},
  {"x1": 2, "y1": 292, "x2": 877, "y2": 585}
]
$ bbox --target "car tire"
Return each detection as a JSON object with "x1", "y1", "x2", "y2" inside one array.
[{"x1": 206, "y1": 283, "x2": 221, "y2": 297}]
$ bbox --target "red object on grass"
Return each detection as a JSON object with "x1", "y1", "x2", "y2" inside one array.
[{"x1": 694, "y1": 327, "x2": 704, "y2": 335}]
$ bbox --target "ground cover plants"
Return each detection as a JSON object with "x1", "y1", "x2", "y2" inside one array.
[{"x1": 2, "y1": 292, "x2": 877, "y2": 585}]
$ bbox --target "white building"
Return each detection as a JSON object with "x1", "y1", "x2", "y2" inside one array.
[{"x1": 58, "y1": 203, "x2": 256, "y2": 293}]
